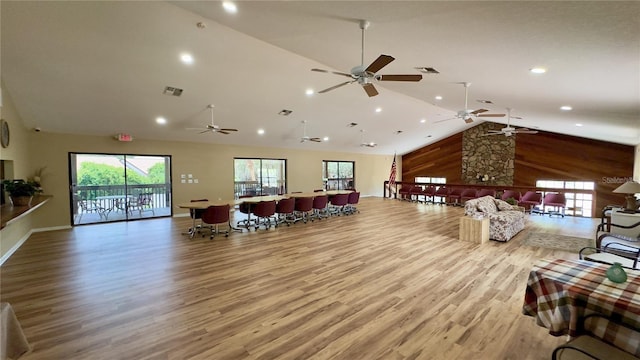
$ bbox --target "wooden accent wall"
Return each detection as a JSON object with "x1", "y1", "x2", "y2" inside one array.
[
  {"x1": 402, "y1": 127, "x2": 635, "y2": 216},
  {"x1": 402, "y1": 133, "x2": 463, "y2": 183}
]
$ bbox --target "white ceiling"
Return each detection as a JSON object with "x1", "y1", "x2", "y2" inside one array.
[{"x1": 2, "y1": 1, "x2": 639, "y2": 155}]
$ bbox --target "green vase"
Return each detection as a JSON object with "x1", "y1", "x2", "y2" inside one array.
[{"x1": 606, "y1": 262, "x2": 627, "y2": 283}]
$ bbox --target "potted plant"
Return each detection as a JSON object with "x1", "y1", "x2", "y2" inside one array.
[{"x1": 2, "y1": 179, "x2": 41, "y2": 206}]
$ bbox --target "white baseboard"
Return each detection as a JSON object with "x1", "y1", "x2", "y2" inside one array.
[
  {"x1": 33, "y1": 225, "x2": 72, "y2": 233},
  {"x1": 173, "y1": 213, "x2": 190, "y2": 218},
  {"x1": 0, "y1": 230, "x2": 32, "y2": 266}
]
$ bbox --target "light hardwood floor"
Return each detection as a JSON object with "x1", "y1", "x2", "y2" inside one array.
[{"x1": 1, "y1": 197, "x2": 600, "y2": 360}]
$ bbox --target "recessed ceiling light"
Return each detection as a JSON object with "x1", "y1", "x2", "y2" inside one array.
[
  {"x1": 434, "y1": 95, "x2": 443, "y2": 100},
  {"x1": 375, "y1": 107, "x2": 382, "y2": 113},
  {"x1": 305, "y1": 89, "x2": 314, "y2": 96},
  {"x1": 575, "y1": 123, "x2": 583, "y2": 127},
  {"x1": 222, "y1": 1, "x2": 238, "y2": 14},
  {"x1": 257, "y1": 129, "x2": 265, "y2": 135},
  {"x1": 180, "y1": 53, "x2": 194, "y2": 65},
  {"x1": 420, "y1": 119, "x2": 426, "y2": 123},
  {"x1": 156, "y1": 117, "x2": 167, "y2": 125},
  {"x1": 323, "y1": 136, "x2": 329, "y2": 141},
  {"x1": 530, "y1": 67, "x2": 547, "y2": 74},
  {"x1": 560, "y1": 105, "x2": 573, "y2": 111}
]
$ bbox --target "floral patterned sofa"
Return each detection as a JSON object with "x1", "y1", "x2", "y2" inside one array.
[{"x1": 464, "y1": 195, "x2": 526, "y2": 242}]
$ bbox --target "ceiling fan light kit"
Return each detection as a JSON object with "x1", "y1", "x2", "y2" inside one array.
[{"x1": 312, "y1": 20, "x2": 422, "y2": 97}]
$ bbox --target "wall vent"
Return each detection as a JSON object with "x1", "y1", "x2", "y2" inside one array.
[
  {"x1": 163, "y1": 86, "x2": 183, "y2": 96},
  {"x1": 415, "y1": 67, "x2": 440, "y2": 74}
]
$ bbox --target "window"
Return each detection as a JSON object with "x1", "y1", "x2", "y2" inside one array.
[
  {"x1": 234, "y1": 158, "x2": 286, "y2": 197},
  {"x1": 536, "y1": 180, "x2": 595, "y2": 217},
  {"x1": 322, "y1": 161, "x2": 354, "y2": 190},
  {"x1": 415, "y1": 176, "x2": 446, "y2": 184}
]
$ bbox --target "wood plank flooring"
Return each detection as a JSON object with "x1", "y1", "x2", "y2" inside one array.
[{"x1": 1, "y1": 197, "x2": 600, "y2": 360}]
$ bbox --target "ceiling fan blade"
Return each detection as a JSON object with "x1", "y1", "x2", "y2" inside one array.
[
  {"x1": 362, "y1": 83, "x2": 379, "y2": 97},
  {"x1": 198, "y1": 129, "x2": 211, "y2": 134},
  {"x1": 515, "y1": 130, "x2": 539, "y2": 134},
  {"x1": 311, "y1": 68, "x2": 353, "y2": 78},
  {"x1": 309, "y1": 137, "x2": 322, "y2": 142},
  {"x1": 480, "y1": 133, "x2": 503, "y2": 137},
  {"x1": 477, "y1": 113, "x2": 506, "y2": 117},
  {"x1": 464, "y1": 117, "x2": 474, "y2": 124},
  {"x1": 365, "y1": 54, "x2": 394, "y2": 74},
  {"x1": 318, "y1": 81, "x2": 353, "y2": 94},
  {"x1": 433, "y1": 117, "x2": 457, "y2": 124},
  {"x1": 219, "y1": 128, "x2": 238, "y2": 132},
  {"x1": 471, "y1": 109, "x2": 489, "y2": 115},
  {"x1": 378, "y1": 74, "x2": 423, "y2": 82},
  {"x1": 217, "y1": 131, "x2": 231, "y2": 135},
  {"x1": 511, "y1": 116, "x2": 523, "y2": 120},
  {"x1": 486, "y1": 130, "x2": 503, "y2": 133}
]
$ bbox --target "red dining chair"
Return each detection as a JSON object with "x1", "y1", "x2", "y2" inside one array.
[
  {"x1": 398, "y1": 184, "x2": 413, "y2": 201},
  {"x1": 344, "y1": 191, "x2": 360, "y2": 215},
  {"x1": 544, "y1": 192, "x2": 567, "y2": 218},
  {"x1": 519, "y1": 191, "x2": 543, "y2": 213},
  {"x1": 252, "y1": 200, "x2": 277, "y2": 230},
  {"x1": 275, "y1": 197, "x2": 295, "y2": 226},
  {"x1": 433, "y1": 186, "x2": 449, "y2": 205},
  {"x1": 329, "y1": 193, "x2": 349, "y2": 215},
  {"x1": 201, "y1": 204, "x2": 231, "y2": 239},
  {"x1": 310, "y1": 195, "x2": 329, "y2": 221},
  {"x1": 420, "y1": 186, "x2": 436, "y2": 204},
  {"x1": 460, "y1": 188, "x2": 478, "y2": 204},
  {"x1": 501, "y1": 190, "x2": 521, "y2": 203},
  {"x1": 476, "y1": 188, "x2": 496, "y2": 198},
  {"x1": 293, "y1": 196, "x2": 314, "y2": 223},
  {"x1": 447, "y1": 188, "x2": 464, "y2": 206}
]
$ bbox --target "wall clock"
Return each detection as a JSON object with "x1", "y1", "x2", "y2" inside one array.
[{"x1": 0, "y1": 119, "x2": 9, "y2": 148}]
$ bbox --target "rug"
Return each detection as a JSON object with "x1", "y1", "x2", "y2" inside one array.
[{"x1": 521, "y1": 232, "x2": 594, "y2": 253}]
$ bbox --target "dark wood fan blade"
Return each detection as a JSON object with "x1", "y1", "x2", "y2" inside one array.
[
  {"x1": 378, "y1": 74, "x2": 423, "y2": 82},
  {"x1": 310, "y1": 138, "x2": 322, "y2": 142},
  {"x1": 312, "y1": 68, "x2": 352, "y2": 78},
  {"x1": 516, "y1": 130, "x2": 539, "y2": 134},
  {"x1": 511, "y1": 116, "x2": 523, "y2": 120},
  {"x1": 365, "y1": 54, "x2": 394, "y2": 74},
  {"x1": 477, "y1": 113, "x2": 506, "y2": 117},
  {"x1": 480, "y1": 132, "x2": 502, "y2": 137},
  {"x1": 433, "y1": 117, "x2": 456, "y2": 124},
  {"x1": 471, "y1": 109, "x2": 489, "y2": 115},
  {"x1": 219, "y1": 128, "x2": 238, "y2": 132},
  {"x1": 217, "y1": 131, "x2": 230, "y2": 135},
  {"x1": 362, "y1": 83, "x2": 378, "y2": 97},
  {"x1": 198, "y1": 130, "x2": 211, "y2": 134},
  {"x1": 464, "y1": 117, "x2": 474, "y2": 124},
  {"x1": 318, "y1": 81, "x2": 353, "y2": 93}
]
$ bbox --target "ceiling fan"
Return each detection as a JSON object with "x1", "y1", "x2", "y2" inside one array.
[
  {"x1": 482, "y1": 108, "x2": 539, "y2": 137},
  {"x1": 359, "y1": 129, "x2": 377, "y2": 148},
  {"x1": 187, "y1": 104, "x2": 238, "y2": 134},
  {"x1": 435, "y1": 82, "x2": 505, "y2": 124},
  {"x1": 300, "y1": 120, "x2": 321, "y2": 143},
  {"x1": 311, "y1": 20, "x2": 422, "y2": 97}
]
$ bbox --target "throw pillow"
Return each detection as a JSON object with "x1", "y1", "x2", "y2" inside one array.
[
  {"x1": 477, "y1": 196, "x2": 498, "y2": 213},
  {"x1": 495, "y1": 198, "x2": 515, "y2": 211}
]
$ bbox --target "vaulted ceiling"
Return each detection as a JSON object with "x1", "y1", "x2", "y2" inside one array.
[{"x1": 2, "y1": 1, "x2": 638, "y2": 155}]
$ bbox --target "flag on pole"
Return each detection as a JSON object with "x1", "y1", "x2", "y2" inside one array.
[{"x1": 388, "y1": 153, "x2": 397, "y2": 188}]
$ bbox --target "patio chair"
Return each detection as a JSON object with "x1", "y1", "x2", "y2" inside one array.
[{"x1": 129, "y1": 193, "x2": 155, "y2": 217}]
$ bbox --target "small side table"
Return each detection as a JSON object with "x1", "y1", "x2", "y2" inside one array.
[{"x1": 459, "y1": 216, "x2": 490, "y2": 244}]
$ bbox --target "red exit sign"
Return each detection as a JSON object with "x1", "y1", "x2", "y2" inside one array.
[{"x1": 116, "y1": 133, "x2": 133, "y2": 142}]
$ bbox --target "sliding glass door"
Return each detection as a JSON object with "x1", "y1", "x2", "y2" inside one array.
[
  {"x1": 234, "y1": 158, "x2": 287, "y2": 198},
  {"x1": 69, "y1": 153, "x2": 172, "y2": 225}
]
